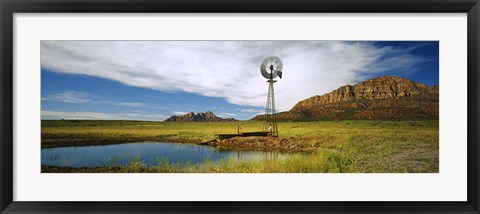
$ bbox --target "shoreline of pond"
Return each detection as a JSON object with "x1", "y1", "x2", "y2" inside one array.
[
  {"x1": 42, "y1": 136, "x2": 320, "y2": 153},
  {"x1": 41, "y1": 137, "x2": 202, "y2": 148}
]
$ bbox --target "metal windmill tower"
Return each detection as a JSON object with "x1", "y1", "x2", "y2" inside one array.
[{"x1": 260, "y1": 56, "x2": 283, "y2": 137}]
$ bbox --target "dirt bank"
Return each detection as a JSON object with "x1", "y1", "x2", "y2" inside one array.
[{"x1": 212, "y1": 136, "x2": 319, "y2": 152}]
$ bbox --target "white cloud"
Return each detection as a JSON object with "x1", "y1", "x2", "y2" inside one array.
[
  {"x1": 241, "y1": 109, "x2": 264, "y2": 113},
  {"x1": 172, "y1": 111, "x2": 189, "y2": 115},
  {"x1": 41, "y1": 41, "x2": 426, "y2": 111},
  {"x1": 41, "y1": 110, "x2": 167, "y2": 121},
  {"x1": 43, "y1": 90, "x2": 154, "y2": 108},
  {"x1": 113, "y1": 102, "x2": 147, "y2": 107},
  {"x1": 42, "y1": 91, "x2": 92, "y2": 103},
  {"x1": 218, "y1": 113, "x2": 237, "y2": 118}
]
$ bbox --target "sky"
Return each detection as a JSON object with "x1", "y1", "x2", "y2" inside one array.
[{"x1": 41, "y1": 41, "x2": 439, "y2": 121}]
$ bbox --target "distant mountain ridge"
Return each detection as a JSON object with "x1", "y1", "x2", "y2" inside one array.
[
  {"x1": 164, "y1": 111, "x2": 236, "y2": 122},
  {"x1": 253, "y1": 76, "x2": 439, "y2": 121}
]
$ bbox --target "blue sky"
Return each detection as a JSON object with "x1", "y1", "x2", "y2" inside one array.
[{"x1": 41, "y1": 41, "x2": 438, "y2": 121}]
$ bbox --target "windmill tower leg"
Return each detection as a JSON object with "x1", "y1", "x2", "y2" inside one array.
[{"x1": 264, "y1": 79, "x2": 278, "y2": 137}]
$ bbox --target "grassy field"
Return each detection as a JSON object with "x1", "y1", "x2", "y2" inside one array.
[{"x1": 41, "y1": 120, "x2": 439, "y2": 173}]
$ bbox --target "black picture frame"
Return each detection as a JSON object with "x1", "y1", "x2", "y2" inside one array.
[{"x1": 1, "y1": 0, "x2": 479, "y2": 213}]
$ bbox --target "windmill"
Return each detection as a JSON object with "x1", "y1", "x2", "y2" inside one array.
[{"x1": 260, "y1": 56, "x2": 283, "y2": 137}]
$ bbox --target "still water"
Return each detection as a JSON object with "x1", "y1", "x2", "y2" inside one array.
[{"x1": 41, "y1": 142, "x2": 293, "y2": 167}]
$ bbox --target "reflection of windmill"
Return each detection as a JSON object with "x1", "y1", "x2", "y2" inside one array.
[{"x1": 260, "y1": 56, "x2": 283, "y2": 137}]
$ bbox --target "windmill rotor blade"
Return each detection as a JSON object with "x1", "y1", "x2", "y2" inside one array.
[{"x1": 260, "y1": 56, "x2": 282, "y2": 79}]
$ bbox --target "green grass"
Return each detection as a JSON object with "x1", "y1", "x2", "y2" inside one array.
[
  {"x1": 42, "y1": 120, "x2": 253, "y2": 147},
  {"x1": 41, "y1": 120, "x2": 439, "y2": 173},
  {"x1": 42, "y1": 120, "x2": 437, "y2": 144}
]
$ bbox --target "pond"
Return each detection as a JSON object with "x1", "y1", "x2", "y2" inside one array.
[{"x1": 41, "y1": 142, "x2": 295, "y2": 167}]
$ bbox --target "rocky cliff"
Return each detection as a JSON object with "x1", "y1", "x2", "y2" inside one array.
[
  {"x1": 254, "y1": 76, "x2": 439, "y2": 121},
  {"x1": 165, "y1": 111, "x2": 236, "y2": 122}
]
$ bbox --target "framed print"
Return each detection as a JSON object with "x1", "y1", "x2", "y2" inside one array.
[{"x1": 1, "y1": 0, "x2": 479, "y2": 213}]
